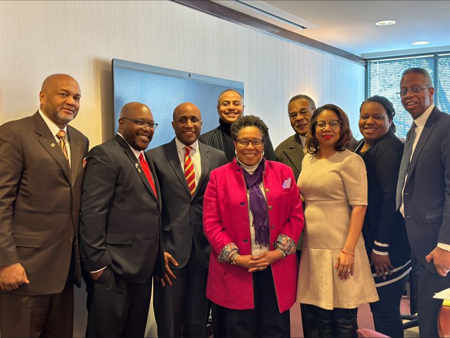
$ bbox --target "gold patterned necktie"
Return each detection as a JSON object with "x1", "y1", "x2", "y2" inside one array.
[
  {"x1": 184, "y1": 146, "x2": 196, "y2": 195},
  {"x1": 56, "y1": 130, "x2": 70, "y2": 169}
]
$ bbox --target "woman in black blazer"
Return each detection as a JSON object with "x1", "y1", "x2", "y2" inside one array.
[{"x1": 355, "y1": 96, "x2": 411, "y2": 338}]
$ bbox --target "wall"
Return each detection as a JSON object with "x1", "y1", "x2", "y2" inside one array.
[{"x1": 0, "y1": 1, "x2": 365, "y2": 336}]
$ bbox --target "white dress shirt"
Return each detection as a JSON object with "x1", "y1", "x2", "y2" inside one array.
[{"x1": 175, "y1": 138, "x2": 202, "y2": 185}]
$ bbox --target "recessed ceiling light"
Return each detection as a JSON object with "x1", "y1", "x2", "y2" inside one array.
[
  {"x1": 412, "y1": 41, "x2": 429, "y2": 45},
  {"x1": 375, "y1": 20, "x2": 396, "y2": 26}
]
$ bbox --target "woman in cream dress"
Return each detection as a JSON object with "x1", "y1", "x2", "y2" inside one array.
[{"x1": 297, "y1": 104, "x2": 378, "y2": 338}]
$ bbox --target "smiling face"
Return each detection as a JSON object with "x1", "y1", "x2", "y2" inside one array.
[
  {"x1": 234, "y1": 126, "x2": 264, "y2": 166},
  {"x1": 172, "y1": 103, "x2": 202, "y2": 146},
  {"x1": 315, "y1": 110, "x2": 341, "y2": 149},
  {"x1": 400, "y1": 72, "x2": 434, "y2": 120},
  {"x1": 217, "y1": 91, "x2": 244, "y2": 124},
  {"x1": 39, "y1": 74, "x2": 81, "y2": 128},
  {"x1": 118, "y1": 102, "x2": 154, "y2": 151},
  {"x1": 288, "y1": 98, "x2": 314, "y2": 136},
  {"x1": 359, "y1": 101, "x2": 392, "y2": 145}
]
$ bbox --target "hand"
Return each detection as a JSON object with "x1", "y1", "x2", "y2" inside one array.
[
  {"x1": 335, "y1": 251, "x2": 354, "y2": 279},
  {"x1": 426, "y1": 247, "x2": 450, "y2": 277},
  {"x1": 90, "y1": 270, "x2": 104, "y2": 281},
  {"x1": 234, "y1": 255, "x2": 267, "y2": 273},
  {"x1": 247, "y1": 250, "x2": 283, "y2": 273},
  {"x1": 0, "y1": 263, "x2": 30, "y2": 291},
  {"x1": 371, "y1": 252, "x2": 394, "y2": 280},
  {"x1": 158, "y1": 252, "x2": 179, "y2": 287}
]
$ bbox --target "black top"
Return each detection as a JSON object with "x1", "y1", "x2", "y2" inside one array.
[{"x1": 218, "y1": 118, "x2": 235, "y2": 162}]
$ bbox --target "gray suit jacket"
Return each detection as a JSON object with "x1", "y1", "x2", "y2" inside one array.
[
  {"x1": 275, "y1": 134, "x2": 304, "y2": 182},
  {"x1": 403, "y1": 107, "x2": 450, "y2": 264},
  {"x1": 0, "y1": 112, "x2": 89, "y2": 295},
  {"x1": 148, "y1": 139, "x2": 227, "y2": 269}
]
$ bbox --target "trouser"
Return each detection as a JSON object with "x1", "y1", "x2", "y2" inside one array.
[
  {"x1": 301, "y1": 303, "x2": 358, "y2": 338},
  {"x1": 85, "y1": 266, "x2": 151, "y2": 337},
  {"x1": 218, "y1": 267, "x2": 290, "y2": 338},
  {"x1": 370, "y1": 273, "x2": 409, "y2": 338}
]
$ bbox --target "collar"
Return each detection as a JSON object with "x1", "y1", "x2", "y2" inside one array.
[
  {"x1": 236, "y1": 155, "x2": 264, "y2": 174},
  {"x1": 175, "y1": 138, "x2": 199, "y2": 153},
  {"x1": 39, "y1": 109, "x2": 67, "y2": 137},
  {"x1": 295, "y1": 133, "x2": 306, "y2": 148},
  {"x1": 218, "y1": 118, "x2": 232, "y2": 133},
  {"x1": 414, "y1": 104, "x2": 435, "y2": 129},
  {"x1": 117, "y1": 132, "x2": 143, "y2": 160}
]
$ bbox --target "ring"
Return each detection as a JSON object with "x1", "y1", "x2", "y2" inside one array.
[
  {"x1": 347, "y1": 269, "x2": 351, "y2": 273},
  {"x1": 259, "y1": 267, "x2": 264, "y2": 271}
]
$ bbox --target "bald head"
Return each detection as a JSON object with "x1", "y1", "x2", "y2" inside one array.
[
  {"x1": 172, "y1": 102, "x2": 202, "y2": 146},
  {"x1": 119, "y1": 102, "x2": 155, "y2": 151},
  {"x1": 39, "y1": 73, "x2": 81, "y2": 128}
]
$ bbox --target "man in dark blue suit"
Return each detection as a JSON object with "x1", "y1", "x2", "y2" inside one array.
[{"x1": 397, "y1": 68, "x2": 450, "y2": 337}]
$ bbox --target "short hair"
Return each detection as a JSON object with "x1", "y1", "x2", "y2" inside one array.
[
  {"x1": 230, "y1": 115, "x2": 269, "y2": 142},
  {"x1": 288, "y1": 94, "x2": 316, "y2": 110},
  {"x1": 360, "y1": 95, "x2": 397, "y2": 133},
  {"x1": 217, "y1": 89, "x2": 243, "y2": 106},
  {"x1": 401, "y1": 68, "x2": 433, "y2": 87},
  {"x1": 305, "y1": 104, "x2": 352, "y2": 155}
]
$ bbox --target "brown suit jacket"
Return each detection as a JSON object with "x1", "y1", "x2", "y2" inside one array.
[{"x1": 0, "y1": 112, "x2": 89, "y2": 295}]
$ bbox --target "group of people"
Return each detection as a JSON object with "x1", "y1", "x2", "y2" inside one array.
[{"x1": 0, "y1": 67, "x2": 449, "y2": 338}]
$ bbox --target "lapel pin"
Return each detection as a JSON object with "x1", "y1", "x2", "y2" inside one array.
[
  {"x1": 135, "y1": 163, "x2": 141, "y2": 172},
  {"x1": 51, "y1": 143, "x2": 56, "y2": 147}
]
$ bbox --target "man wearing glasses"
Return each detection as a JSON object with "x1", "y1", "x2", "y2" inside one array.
[
  {"x1": 396, "y1": 67, "x2": 450, "y2": 337},
  {"x1": 80, "y1": 102, "x2": 163, "y2": 337}
]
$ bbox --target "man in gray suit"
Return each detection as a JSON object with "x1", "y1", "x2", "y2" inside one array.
[
  {"x1": 397, "y1": 67, "x2": 450, "y2": 337},
  {"x1": 0, "y1": 74, "x2": 89, "y2": 337},
  {"x1": 150, "y1": 102, "x2": 226, "y2": 338},
  {"x1": 275, "y1": 94, "x2": 316, "y2": 181}
]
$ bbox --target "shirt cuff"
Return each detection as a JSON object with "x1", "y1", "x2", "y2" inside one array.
[
  {"x1": 275, "y1": 234, "x2": 296, "y2": 256},
  {"x1": 90, "y1": 266, "x2": 107, "y2": 274},
  {"x1": 218, "y1": 243, "x2": 239, "y2": 263},
  {"x1": 437, "y1": 243, "x2": 450, "y2": 252}
]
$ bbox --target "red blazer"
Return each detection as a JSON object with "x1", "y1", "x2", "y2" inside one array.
[{"x1": 203, "y1": 159, "x2": 304, "y2": 312}]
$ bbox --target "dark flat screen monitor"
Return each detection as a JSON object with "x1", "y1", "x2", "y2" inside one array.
[{"x1": 112, "y1": 58, "x2": 244, "y2": 149}]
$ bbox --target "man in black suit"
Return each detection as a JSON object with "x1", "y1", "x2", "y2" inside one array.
[
  {"x1": 199, "y1": 89, "x2": 276, "y2": 161},
  {"x1": 396, "y1": 67, "x2": 450, "y2": 337},
  {"x1": 80, "y1": 102, "x2": 162, "y2": 337},
  {"x1": 151, "y1": 102, "x2": 227, "y2": 338}
]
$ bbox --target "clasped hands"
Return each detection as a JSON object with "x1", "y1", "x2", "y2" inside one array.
[{"x1": 234, "y1": 250, "x2": 283, "y2": 273}]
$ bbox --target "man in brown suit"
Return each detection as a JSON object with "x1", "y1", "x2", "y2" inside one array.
[{"x1": 0, "y1": 74, "x2": 89, "y2": 337}]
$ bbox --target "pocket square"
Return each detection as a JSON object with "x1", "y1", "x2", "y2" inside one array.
[{"x1": 282, "y1": 177, "x2": 291, "y2": 189}]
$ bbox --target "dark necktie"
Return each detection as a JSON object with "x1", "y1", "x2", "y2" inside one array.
[
  {"x1": 396, "y1": 122, "x2": 417, "y2": 210},
  {"x1": 184, "y1": 146, "x2": 196, "y2": 195},
  {"x1": 139, "y1": 153, "x2": 157, "y2": 197},
  {"x1": 56, "y1": 130, "x2": 70, "y2": 169}
]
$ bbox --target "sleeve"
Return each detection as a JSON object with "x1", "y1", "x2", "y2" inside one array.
[
  {"x1": 438, "y1": 124, "x2": 450, "y2": 245},
  {"x1": 79, "y1": 146, "x2": 117, "y2": 271},
  {"x1": 263, "y1": 134, "x2": 277, "y2": 161},
  {"x1": 372, "y1": 142, "x2": 404, "y2": 253},
  {"x1": 341, "y1": 153, "x2": 368, "y2": 206},
  {"x1": 0, "y1": 125, "x2": 22, "y2": 267}
]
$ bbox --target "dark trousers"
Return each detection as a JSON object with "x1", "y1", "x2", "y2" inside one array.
[
  {"x1": 218, "y1": 267, "x2": 290, "y2": 338},
  {"x1": 414, "y1": 260, "x2": 450, "y2": 338},
  {"x1": 85, "y1": 267, "x2": 151, "y2": 337},
  {"x1": 153, "y1": 247, "x2": 209, "y2": 338},
  {"x1": 0, "y1": 276, "x2": 74, "y2": 338},
  {"x1": 301, "y1": 303, "x2": 358, "y2": 338},
  {"x1": 370, "y1": 273, "x2": 409, "y2": 338}
]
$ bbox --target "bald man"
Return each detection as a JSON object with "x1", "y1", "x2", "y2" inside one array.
[
  {"x1": 80, "y1": 102, "x2": 163, "y2": 337},
  {"x1": 149, "y1": 103, "x2": 226, "y2": 337},
  {"x1": 0, "y1": 74, "x2": 89, "y2": 337}
]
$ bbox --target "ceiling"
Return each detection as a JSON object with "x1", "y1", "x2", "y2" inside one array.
[{"x1": 215, "y1": 0, "x2": 450, "y2": 59}]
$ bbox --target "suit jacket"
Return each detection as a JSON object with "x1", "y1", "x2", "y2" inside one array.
[
  {"x1": 80, "y1": 135, "x2": 163, "y2": 283},
  {"x1": 403, "y1": 107, "x2": 450, "y2": 264},
  {"x1": 148, "y1": 139, "x2": 227, "y2": 269},
  {"x1": 0, "y1": 112, "x2": 89, "y2": 295},
  {"x1": 203, "y1": 159, "x2": 304, "y2": 312},
  {"x1": 199, "y1": 126, "x2": 277, "y2": 161},
  {"x1": 275, "y1": 134, "x2": 304, "y2": 182}
]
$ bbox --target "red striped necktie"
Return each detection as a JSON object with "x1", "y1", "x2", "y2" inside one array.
[
  {"x1": 139, "y1": 153, "x2": 157, "y2": 197},
  {"x1": 184, "y1": 146, "x2": 196, "y2": 195}
]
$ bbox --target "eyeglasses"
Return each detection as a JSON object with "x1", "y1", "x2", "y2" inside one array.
[
  {"x1": 122, "y1": 118, "x2": 158, "y2": 129},
  {"x1": 236, "y1": 139, "x2": 263, "y2": 147},
  {"x1": 315, "y1": 120, "x2": 341, "y2": 130},
  {"x1": 397, "y1": 86, "x2": 429, "y2": 97},
  {"x1": 289, "y1": 110, "x2": 311, "y2": 119}
]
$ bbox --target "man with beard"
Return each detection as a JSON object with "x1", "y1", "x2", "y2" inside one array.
[
  {"x1": 0, "y1": 74, "x2": 89, "y2": 337},
  {"x1": 80, "y1": 102, "x2": 163, "y2": 337}
]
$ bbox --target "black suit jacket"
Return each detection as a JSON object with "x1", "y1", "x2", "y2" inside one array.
[
  {"x1": 403, "y1": 107, "x2": 450, "y2": 264},
  {"x1": 80, "y1": 135, "x2": 163, "y2": 283},
  {"x1": 149, "y1": 140, "x2": 227, "y2": 269},
  {"x1": 275, "y1": 134, "x2": 304, "y2": 182}
]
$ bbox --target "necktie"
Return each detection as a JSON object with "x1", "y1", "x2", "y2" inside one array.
[
  {"x1": 184, "y1": 147, "x2": 196, "y2": 195},
  {"x1": 139, "y1": 153, "x2": 157, "y2": 197},
  {"x1": 56, "y1": 130, "x2": 70, "y2": 169},
  {"x1": 396, "y1": 122, "x2": 417, "y2": 210}
]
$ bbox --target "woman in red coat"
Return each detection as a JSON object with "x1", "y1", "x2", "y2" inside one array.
[{"x1": 203, "y1": 115, "x2": 304, "y2": 337}]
